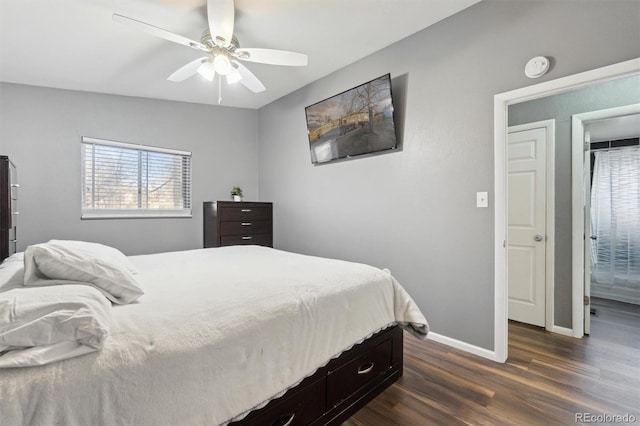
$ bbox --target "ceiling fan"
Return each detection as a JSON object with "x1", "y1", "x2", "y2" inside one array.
[{"x1": 113, "y1": 0, "x2": 308, "y2": 103}]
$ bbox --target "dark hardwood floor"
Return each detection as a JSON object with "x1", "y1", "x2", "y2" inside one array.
[{"x1": 344, "y1": 298, "x2": 640, "y2": 425}]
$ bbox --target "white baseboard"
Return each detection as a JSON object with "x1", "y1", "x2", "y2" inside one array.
[
  {"x1": 591, "y1": 287, "x2": 640, "y2": 306},
  {"x1": 426, "y1": 326, "x2": 578, "y2": 362},
  {"x1": 427, "y1": 332, "x2": 497, "y2": 361},
  {"x1": 551, "y1": 325, "x2": 574, "y2": 337}
]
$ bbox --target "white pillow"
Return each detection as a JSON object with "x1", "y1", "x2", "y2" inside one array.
[
  {"x1": 0, "y1": 252, "x2": 24, "y2": 293},
  {"x1": 48, "y1": 240, "x2": 139, "y2": 275},
  {"x1": 0, "y1": 284, "x2": 111, "y2": 368},
  {"x1": 23, "y1": 241, "x2": 144, "y2": 304}
]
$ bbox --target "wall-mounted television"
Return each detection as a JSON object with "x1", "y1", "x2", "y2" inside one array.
[{"x1": 305, "y1": 74, "x2": 398, "y2": 165}]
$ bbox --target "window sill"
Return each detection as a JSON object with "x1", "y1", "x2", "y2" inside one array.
[{"x1": 81, "y1": 210, "x2": 192, "y2": 220}]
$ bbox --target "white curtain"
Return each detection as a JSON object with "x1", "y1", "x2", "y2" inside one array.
[{"x1": 590, "y1": 146, "x2": 640, "y2": 303}]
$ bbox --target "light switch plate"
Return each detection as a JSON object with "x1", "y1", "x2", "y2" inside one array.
[{"x1": 477, "y1": 192, "x2": 488, "y2": 208}]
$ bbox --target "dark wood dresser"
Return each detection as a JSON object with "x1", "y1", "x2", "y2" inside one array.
[
  {"x1": 203, "y1": 201, "x2": 273, "y2": 248},
  {"x1": 0, "y1": 156, "x2": 18, "y2": 262}
]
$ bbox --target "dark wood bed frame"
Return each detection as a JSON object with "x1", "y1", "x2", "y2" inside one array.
[
  {"x1": 0, "y1": 158, "x2": 403, "y2": 425},
  {"x1": 232, "y1": 325, "x2": 403, "y2": 426}
]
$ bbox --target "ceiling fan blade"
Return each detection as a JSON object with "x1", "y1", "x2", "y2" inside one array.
[
  {"x1": 207, "y1": 0, "x2": 235, "y2": 46},
  {"x1": 235, "y1": 48, "x2": 308, "y2": 66},
  {"x1": 113, "y1": 14, "x2": 207, "y2": 51},
  {"x1": 232, "y1": 61, "x2": 266, "y2": 93},
  {"x1": 168, "y1": 57, "x2": 209, "y2": 82}
]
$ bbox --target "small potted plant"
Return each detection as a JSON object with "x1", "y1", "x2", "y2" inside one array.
[{"x1": 231, "y1": 186, "x2": 243, "y2": 202}]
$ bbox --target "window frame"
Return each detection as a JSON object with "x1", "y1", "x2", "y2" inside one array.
[{"x1": 81, "y1": 137, "x2": 192, "y2": 219}]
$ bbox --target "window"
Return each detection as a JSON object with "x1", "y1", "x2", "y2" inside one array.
[
  {"x1": 81, "y1": 137, "x2": 192, "y2": 219},
  {"x1": 591, "y1": 146, "x2": 640, "y2": 289}
]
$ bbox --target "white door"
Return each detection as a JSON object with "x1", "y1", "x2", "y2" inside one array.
[{"x1": 508, "y1": 127, "x2": 547, "y2": 327}]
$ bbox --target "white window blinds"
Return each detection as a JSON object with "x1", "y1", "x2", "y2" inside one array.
[{"x1": 81, "y1": 137, "x2": 192, "y2": 219}]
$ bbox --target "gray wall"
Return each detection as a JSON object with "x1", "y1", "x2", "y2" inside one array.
[
  {"x1": 0, "y1": 83, "x2": 259, "y2": 255},
  {"x1": 257, "y1": 1, "x2": 640, "y2": 350},
  {"x1": 508, "y1": 75, "x2": 640, "y2": 328}
]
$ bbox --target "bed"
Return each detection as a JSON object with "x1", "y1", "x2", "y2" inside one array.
[{"x1": 0, "y1": 242, "x2": 428, "y2": 425}]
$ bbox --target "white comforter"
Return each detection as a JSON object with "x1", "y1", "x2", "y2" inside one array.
[{"x1": 0, "y1": 246, "x2": 427, "y2": 425}]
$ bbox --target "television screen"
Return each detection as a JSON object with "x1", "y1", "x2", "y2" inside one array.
[{"x1": 305, "y1": 74, "x2": 397, "y2": 165}]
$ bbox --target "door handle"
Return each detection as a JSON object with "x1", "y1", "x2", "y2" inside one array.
[
  {"x1": 590, "y1": 236, "x2": 597, "y2": 240},
  {"x1": 534, "y1": 234, "x2": 544, "y2": 242}
]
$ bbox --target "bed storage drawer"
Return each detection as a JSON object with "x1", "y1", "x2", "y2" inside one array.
[
  {"x1": 326, "y1": 338, "x2": 393, "y2": 408},
  {"x1": 231, "y1": 326, "x2": 402, "y2": 426},
  {"x1": 240, "y1": 378, "x2": 325, "y2": 426}
]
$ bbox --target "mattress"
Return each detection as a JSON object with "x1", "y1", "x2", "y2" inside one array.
[{"x1": 0, "y1": 245, "x2": 427, "y2": 425}]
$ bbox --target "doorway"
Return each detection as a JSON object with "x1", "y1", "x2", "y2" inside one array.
[
  {"x1": 572, "y1": 104, "x2": 640, "y2": 336},
  {"x1": 575, "y1": 108, "x2": 640, "y2": 336},
  {"x1": 583, "y1": 118, "x2": 640, "y2": 381},
  {"x1": 493, "y1": 58, "x2": 640, "y2": 363}
]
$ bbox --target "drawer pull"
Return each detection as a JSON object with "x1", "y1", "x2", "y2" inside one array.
[
  {"x1": 11, "y1": 184, "x2": 20, "y2": 188},
  {"x1": 241, "y1": 236, "x2": 253, "y2": 240},
  {"x1": 357, "y1": 362, "x2": 375, "y2": 375},
  {"x1": 241, "y1": 222, "x2": 252, "y2": 226},
  {"x1": 11, "y1": 212, "x2": 19, "y2": 215},
  {"x1": 241, "y1": 209, "x2": 252, "y2": 212},
  {"x1": 273, "y1": 413, "x2": 295, "y2": 426},
  {"x1": 9, "y1": 240, "x2": 17, "y2": 243}
]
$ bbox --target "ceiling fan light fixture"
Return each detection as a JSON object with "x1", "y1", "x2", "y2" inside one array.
[
  {"x1": 115, "y1": 0, "x2": 308, "y2": 99},
  {"x1": 213, "y1": 54, "x2": 232, "y2": 75},
  {"x1": 226, "y1": 67, "x2": 242, "y2": 84},
  {"x1": 197, "y1": 61, "x2": 215, "y2": 81}
]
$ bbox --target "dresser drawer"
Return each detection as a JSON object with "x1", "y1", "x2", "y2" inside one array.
[
  {"x1": 220, "y1": 220, "x2": 271, "y2": 236},
  {"x1": 240, "y1": 378, "x2": 325, "y2": 426},
  {"x1": 326, "y1": 338, "x2": 392, "y2": 408},
  {"x1": 219, "y1": 206, "x2": 271, "y2": 222},
  {"x1": 220, "y1": 233, "x2": 272, "y2": 247}
]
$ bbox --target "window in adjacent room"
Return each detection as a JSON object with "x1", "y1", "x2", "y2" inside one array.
[{"x1": 81, "y1": 137, "x2": 192, "y2": 219}]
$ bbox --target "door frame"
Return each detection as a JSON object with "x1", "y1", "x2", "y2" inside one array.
[
  {"x1": 493, "y1": 57, "x2": 640, "y2": 363},
  {"x1": 507, "y1": 120, "x2": 555, "y2": 332},
  {"x1": 571, "y1": 103, "x2": 640, "y2": 338}
]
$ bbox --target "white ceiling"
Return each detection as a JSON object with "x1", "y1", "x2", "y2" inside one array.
[{"x1": 0, "y1": 0, "x2": 480, "y2": 109}]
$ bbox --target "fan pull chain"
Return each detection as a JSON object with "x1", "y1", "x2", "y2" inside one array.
[{"x1": 218, "y1": 75, "x2": 223, "y2": 104}]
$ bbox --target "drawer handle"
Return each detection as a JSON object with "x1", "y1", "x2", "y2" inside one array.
[
  {"x1": 273, "y1": 413, "x2": 295, "y2": 426},
  {"x1": 11, "y1": 212, "x2": 19, "y2": 215},
  {"x1": 357, "y1": 362, "x2": 375, "y2": 375},
  {"x1": 241, "y1": 209, "x2": 252, "y2": 212},
  {"x1": 9, "y1": 240, "x2": 17, "y2": 243},
  {"x1": 242, "y1": 236, "x2": 253, "y2": 240},
  {"x1": 11, "y1": 184, "x2": 20, "y2": 188},
  {"x1": 241, "y1": 222, "x2": 252, "y2": 226}
]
